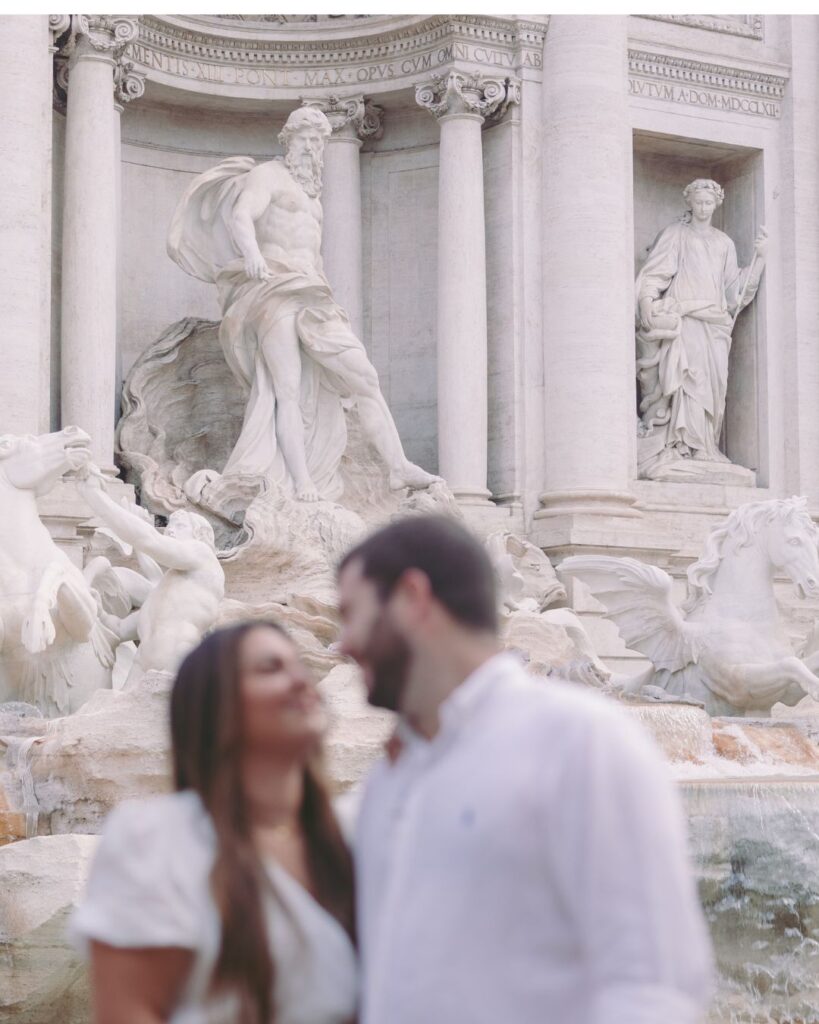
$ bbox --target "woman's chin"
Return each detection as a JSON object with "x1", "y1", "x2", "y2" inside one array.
[{"x1": 292, "y1": 715, "x2": 329, "y2": 754}]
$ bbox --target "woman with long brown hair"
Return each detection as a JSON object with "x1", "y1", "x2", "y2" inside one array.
[{"x1": 72, "y1": 621, "x2": 357, "y2": 1024}]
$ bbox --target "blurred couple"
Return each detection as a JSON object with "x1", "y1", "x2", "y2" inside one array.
[{"x1": 72, "y1": 515, "x2": 713, "y2": 1024}]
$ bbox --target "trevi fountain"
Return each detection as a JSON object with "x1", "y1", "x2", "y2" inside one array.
[{"x1": 2, "y1": 12, "x2": 819, "y2": 1024}]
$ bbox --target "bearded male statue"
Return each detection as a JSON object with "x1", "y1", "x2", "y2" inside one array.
[{"x1": 168, "y1": 104, "x2": 438, "y2": 502}]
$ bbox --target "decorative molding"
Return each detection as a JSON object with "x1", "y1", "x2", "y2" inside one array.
[
  {"x1": 303, "y1": 94, "x2": 384, "y2": 142},
  {"x1": 114, "y1": 56, "x2": 146, "y2": 107},
  {"x1": 628, "y1": 49, "x2": 787, "y2": 120},
  {"x1": 216, "y1": 15, "x2": 372, "y2": 24},
  {"x1": 48, "y1": 14, "x2": 71, "y2": 51},
  {"x1": 360, "y1": 99, "x2": 384, "y2": 140},
  {"x1": 52, "y1": 53, "x2": 69, "y2": 114},
  {"x1": 52, "y1": 17, "x2": 145, "y2": 112},
  {"x1": 637, "y1": 14, "x2": 764, "y2": 41},
  {"x1": 125, "y1": 15, "x2": 546, "y2": 95},
  {"x1": 70, "y1": 15, "x2": 140, "y2": 58},
  {"x1": 416, "y1": 71, "x2": 519, "y2": 124}
]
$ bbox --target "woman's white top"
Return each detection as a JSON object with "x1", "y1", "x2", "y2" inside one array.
[{"x1": 70, "y1": 790, "x2": 357, "y2": 1024}]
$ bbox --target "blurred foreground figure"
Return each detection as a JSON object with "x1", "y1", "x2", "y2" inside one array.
[
  {"x1": 71, "y1": 623, "x2": 356, "y2": 1024},
  {"x1": 338, "y1": 515, "x2": 713, "y2": 1024}
]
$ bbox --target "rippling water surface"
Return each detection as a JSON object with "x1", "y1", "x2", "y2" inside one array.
[{"x1": 684, "y1": 780, "x2": 819, "y2": 1023}]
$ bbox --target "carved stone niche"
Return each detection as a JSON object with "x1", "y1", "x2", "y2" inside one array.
[{"x1": 632, "y1": 130, "x2": 766, "y2": 486}]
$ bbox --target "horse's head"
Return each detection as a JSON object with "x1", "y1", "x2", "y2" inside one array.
[
  {"x1": 486, "y1": 530, "x2": 566, "y2": 612},
  {"x1": 762, "y1": 498, "x2": 819, "y2": 599},
  {"x1": 685, "y1": 496, "x2": 819, "y2": 611},
  {"x1": 0, "y1": 426, "x2": 92, "y2": 496}
]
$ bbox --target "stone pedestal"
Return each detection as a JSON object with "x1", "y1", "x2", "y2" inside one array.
[
  {"x1": 60, "y1": 16, "x2": 137, "y2": 473},
  {"x1": 534, "y1": 15, "x2": 640, "y2": 544},
  {"x1": 0, "y1": 16, "x2": 56, "y2": 436},
  {"x1": 417, "y1": 73, "x2": 516, "y2": 506}
]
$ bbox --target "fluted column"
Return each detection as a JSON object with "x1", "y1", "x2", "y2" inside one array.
[
  {"x1": 307, "y1": 95, "x2": 382, "y2": 340},
  {"x1": 536, "y1": 16, "x2": 640, "y2": 529},
  {"x1": 417, "y1": 73, "x2": 516, "y2": 505},
  {"x1": 0, "y1": 16, "x2": 60, "y2": 435},
  {"x1": 60, "y1": 15, "x2": 137, "y2": 472}
]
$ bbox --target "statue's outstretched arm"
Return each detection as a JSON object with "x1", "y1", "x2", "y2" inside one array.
[{"x1": 78, "y1": 479, "x2": 201, "y2": 572}]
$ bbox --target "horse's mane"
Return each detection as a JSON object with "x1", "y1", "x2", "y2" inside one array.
[{"x1": 682, "y1": 497, "x2": 817, "y2": 613}]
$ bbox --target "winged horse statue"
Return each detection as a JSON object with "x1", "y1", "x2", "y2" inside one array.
[
  {"x1": 560, "y1": 498, "x2": 819, "y2": 716},
  {"x1": 0, "y1": 426, "x2": 116, "y2": 715}
]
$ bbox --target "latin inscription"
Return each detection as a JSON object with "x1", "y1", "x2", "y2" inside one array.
[
  {"x1": 128, "y1": 40, "x2": 542, "y2": 89},
  {"x1": 629, "y1": 76, "x2": 780, "y2": 119}
]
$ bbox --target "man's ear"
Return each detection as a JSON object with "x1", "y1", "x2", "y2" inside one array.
[{"x1": 392, "y1": 568, "x2": 433, "y2": 624}]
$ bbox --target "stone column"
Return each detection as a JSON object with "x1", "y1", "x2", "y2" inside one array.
[
  {"x1": 535, "y1": 16, "x2": 640, "y2": 539},
  {"x1": 0, "y1": 16, "x2": 60, "y2": 435},
  {"x1": 112, "y1": 57, "x2": 145, "y2": 422},
  {"x1": 60, "y1": 16, "x2": 137, "y2": 472},
  {"x1": 782, "y1": 17, "x2": 819, "y2": 507},
  {"x1": 417, "y1": 73, "x2": 516, "y2": 505},
  {"x1": 307, "y1": 95, "x2": 382, "y2": 340}
]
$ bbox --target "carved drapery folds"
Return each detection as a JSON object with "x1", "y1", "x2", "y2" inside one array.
[
  {"x1": 303, "y1": 93, "x2": 384, "y2": 141},
  {"x1": 415, "y1": 71, "x2": 519, "y2": 123}
]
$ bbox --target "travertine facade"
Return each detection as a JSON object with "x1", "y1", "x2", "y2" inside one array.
[
  {"x1": 2, "y1": 17, "x2": 819, "y2": 1021},
  {"x1": 2, "y1": 13, "x2": 813, "y2": 665}
]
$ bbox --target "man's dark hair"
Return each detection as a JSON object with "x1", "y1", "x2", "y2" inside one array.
[{"x1": 338, "y1": 514, "x2": 498, "y2": 632}]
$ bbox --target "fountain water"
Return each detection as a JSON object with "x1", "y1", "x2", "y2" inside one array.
[{"x1": 686, "y1": 779, "x2": 819, "y2": 1023}]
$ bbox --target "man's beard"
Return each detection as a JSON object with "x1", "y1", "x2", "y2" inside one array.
[
  {"x1": 362, "y1": 611, "x2": 412, "y2": 712},
  {"x1": 285, "y1": 147, "x2": 323, "y2": 198}
]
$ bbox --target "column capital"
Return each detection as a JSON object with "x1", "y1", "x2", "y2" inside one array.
[
  {"x1": 66, "y1": 15, "x2": 139, "y2": 63},
  {"x1": 49, "y1": 15, "x2": 71, "y2": 52},
  {"x1": 415, "y1": 72, "x2": 518, "y2": 123},
  {"x1": 114, "y1": 54, "x2": 146, "y2": 108},
  {"x1": 302, "y1": 94, "x2": 384, "y2": 142},
  {"x1": 53, "y1": 20, "x2": 145, "y2": 113}
]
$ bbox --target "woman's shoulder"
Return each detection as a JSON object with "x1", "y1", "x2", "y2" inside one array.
[
  {"x1": 102, "y1": 790, "x2": 212, "y2": 854},
  {"x1": 70, "y1": 791, "x2": 215, "y2": 953},
  {"x1": 93, "y1": 791, "x2": 216, "y2": 895}
]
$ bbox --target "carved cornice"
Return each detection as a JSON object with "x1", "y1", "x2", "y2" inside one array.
[
  {"x1": 125, "y1": 15, "x2": 546, "y2": 96},
  {"x1": 628, "y1": 49, "x2": 787, "y2": 119},
  {"x1": 637, "y1": 14, "x2": 764, "y2": 41},
  {"x1": 416, "y1": 72, "x2": 519, "y2": 124}
]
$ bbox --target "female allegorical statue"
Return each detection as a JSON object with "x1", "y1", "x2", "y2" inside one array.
[{"x1": 635, "y1": 178, "x2": 767, "y2": 480}]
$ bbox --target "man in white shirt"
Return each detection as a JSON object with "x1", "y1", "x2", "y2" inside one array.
[{"x1": 337, "y1": 515, "x2": 714, "y2": 1024}]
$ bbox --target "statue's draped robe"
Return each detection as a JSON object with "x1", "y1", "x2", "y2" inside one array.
[
  {"x1": 636, "y1": 221, "x2": 758, "y2": 461},
  {"x1": 167, "y1": 157, "x2": 364, "y2": 500}
]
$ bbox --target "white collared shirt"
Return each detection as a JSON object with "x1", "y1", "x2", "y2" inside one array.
[{"x1": 355, "y1": 652, "x2": 713, "y2": 1024}]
